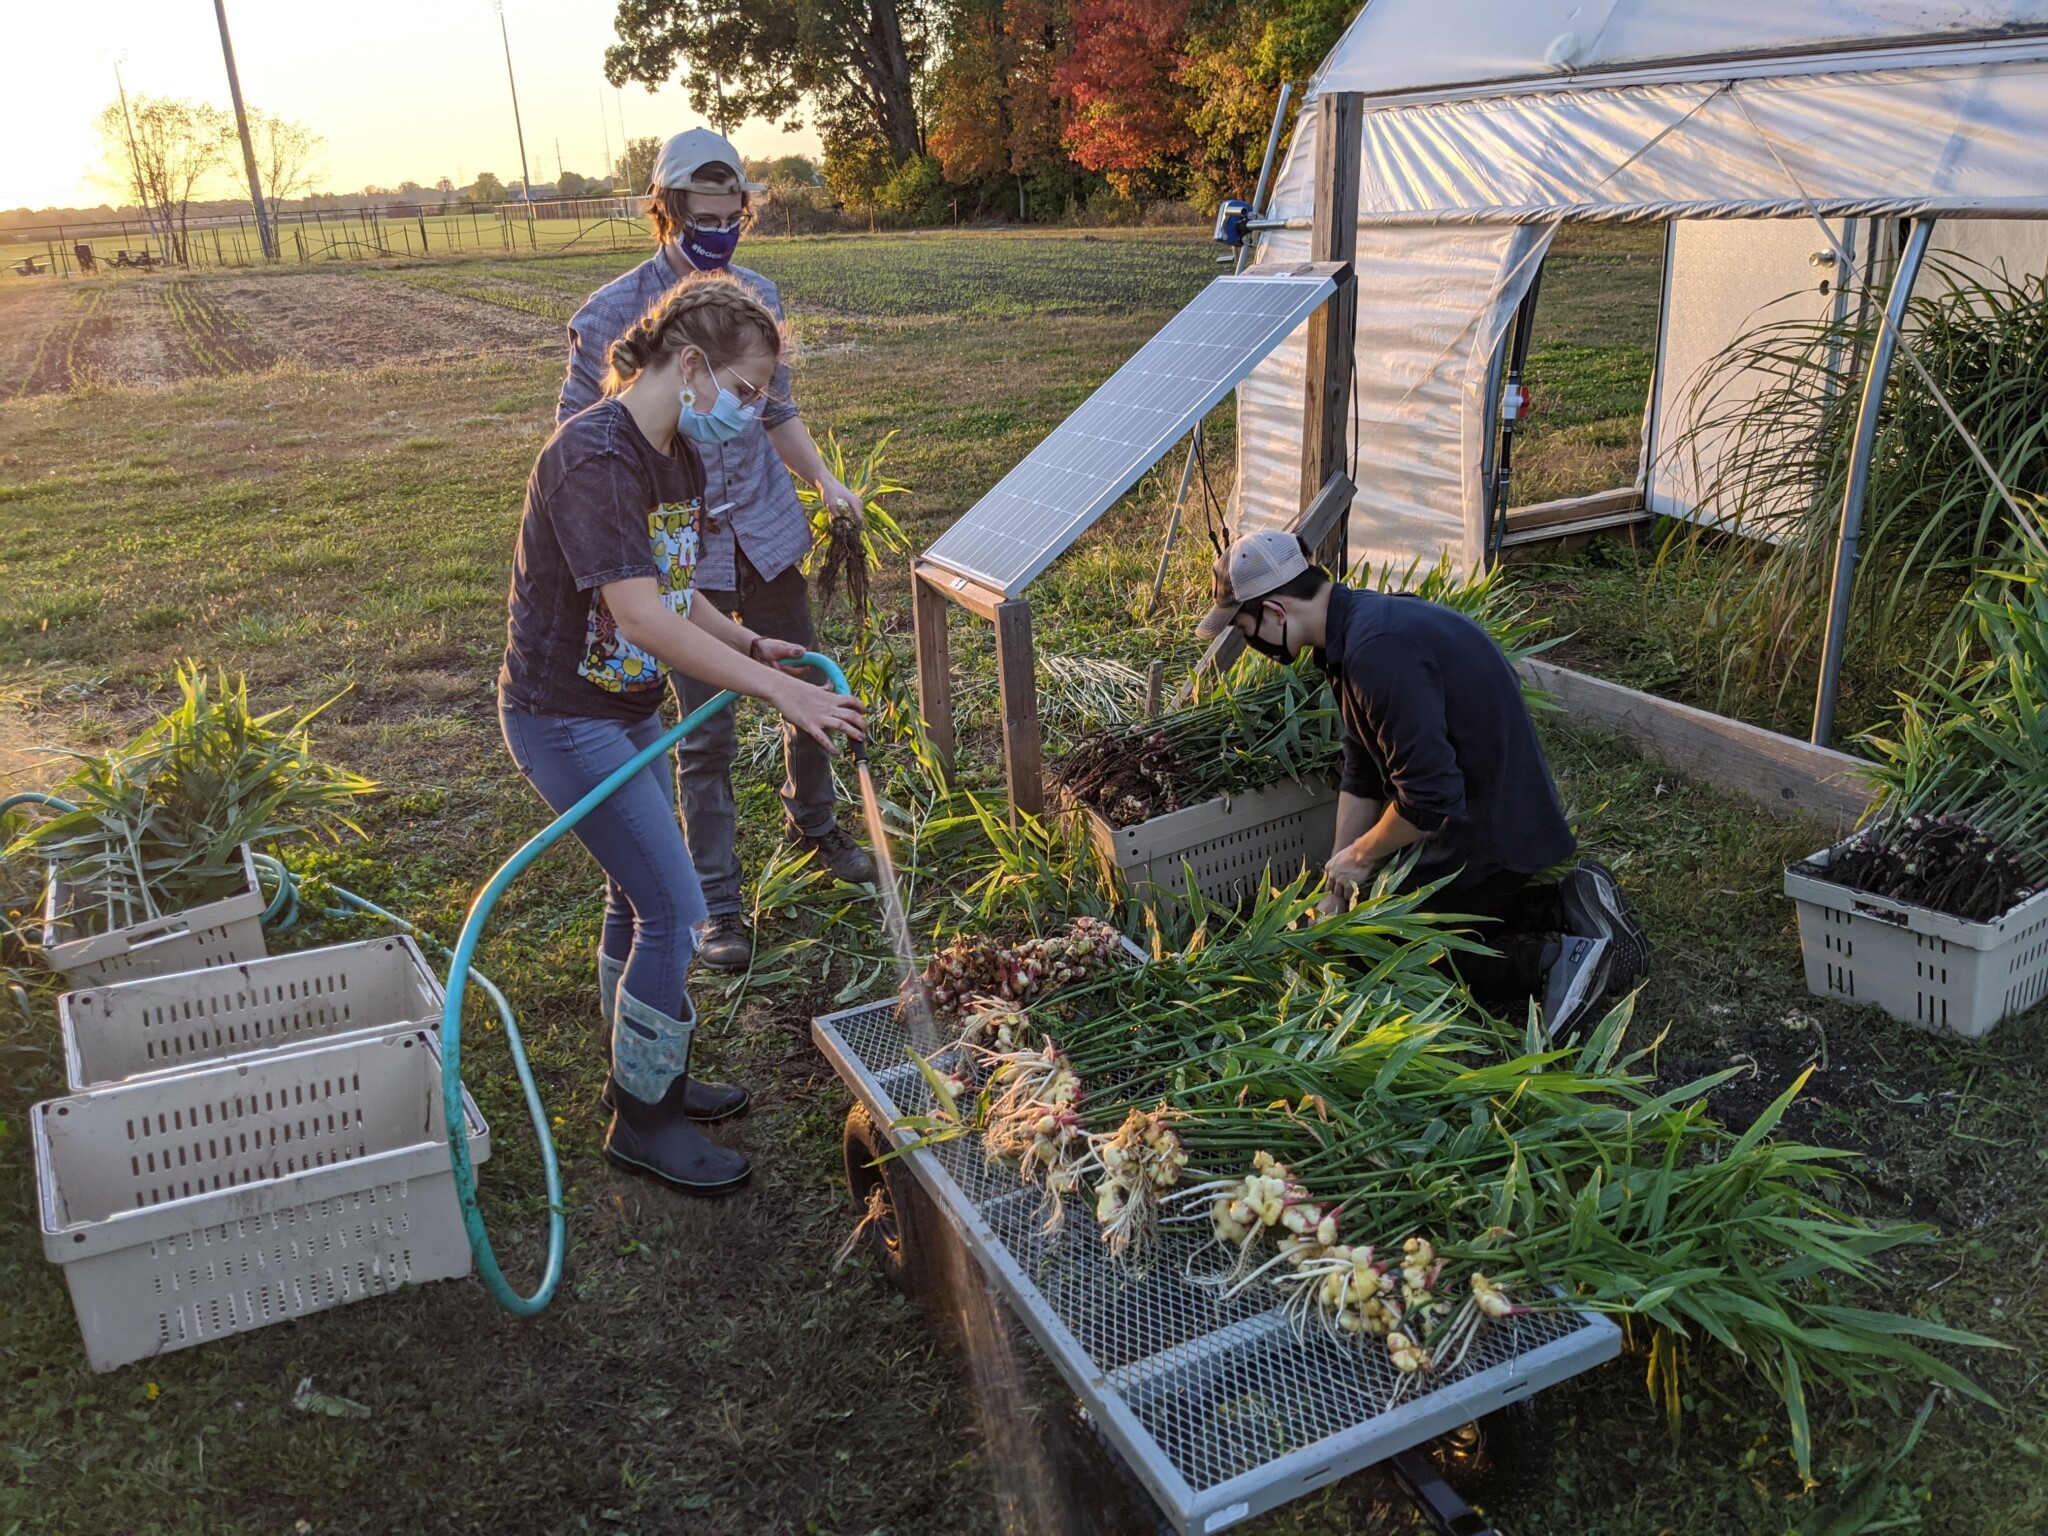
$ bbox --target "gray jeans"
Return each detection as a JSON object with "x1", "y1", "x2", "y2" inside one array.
[{"x1": 672, "y1": 552, "x2": 837, "y2": 916}]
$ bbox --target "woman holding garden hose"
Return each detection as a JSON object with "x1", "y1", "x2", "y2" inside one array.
[{"x1": 500, "y1": 273, "x2": 866, "y2": 1194}]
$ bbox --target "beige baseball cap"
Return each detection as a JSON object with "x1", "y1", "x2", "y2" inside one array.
[
  {"x1": 650, "y1": 128, "x2": 767, "y2": 195},
  {"x1": 1194, "y1": 529, "x2": 1313, "y2": 638}
]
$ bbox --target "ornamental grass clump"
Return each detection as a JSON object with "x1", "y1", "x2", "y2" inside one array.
[
  {"x1": 896, "y1": 878, "x2": 2002, "y2": 1476},
  {"x1": 1818, "y1": 506, "x2": 2048, "y2": 917},
  {"x1": 5, "y1": 665, "x2": 373, "y2": 938},
  {"x1": 1660, "y1": 260, "x2": 2048, "y2": 711},
  {"x1": 1052, "y1": 556, "x2": 1554, "y2": 827}
]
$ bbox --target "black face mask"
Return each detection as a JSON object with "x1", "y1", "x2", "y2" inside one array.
[{"x1": 1241, "y1": 606, "x2": 1291, "y2": 662}]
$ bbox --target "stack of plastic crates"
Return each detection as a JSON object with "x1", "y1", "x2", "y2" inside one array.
[{"x1": 31, "y1": 932, "x2": 489, "y2": 1371}]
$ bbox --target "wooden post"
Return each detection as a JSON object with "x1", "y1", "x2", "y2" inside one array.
[
  {"x1": 1145, "y1": 659, "x2": 1165, "y2": 717},
  {"x1": 911, "y1": 567, "x2": 957, "y2": 786},
  {"x1": 1299, "y1": 91, "x2": 1363, "y2": 575},
  {"x1": 993, "y1": 599, "x2": 1044, "y2": 821},
  {"x1": 1177, "y1": 471, "x2": 1355, "y2": 703}
]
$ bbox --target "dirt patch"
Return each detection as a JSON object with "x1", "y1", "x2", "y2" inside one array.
[
  {"x1": 213, "y1": 271, "x2": 556, "y2": 371},
  {"x1": 0, "y1": 269, "x2": 557, "y2": 396},
  {"x1": 68, "y1": 283, "x2": 195, "y2": 389},
  {"x1": 1656, "y1": 1006, "x2": 2043, "y2": 1232},
  {"x1": 0, "y1": 283, "x2": 85, "y2": 397}
]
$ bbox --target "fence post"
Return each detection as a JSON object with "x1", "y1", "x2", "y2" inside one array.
[
  {"x1": 295, "y1": 226, "x2": 306, "y2": 263},
  {"x1": 419, "y1": 212, "x2": 430, "y2": 253}
]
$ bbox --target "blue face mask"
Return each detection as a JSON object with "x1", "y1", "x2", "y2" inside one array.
[
  {"x1": 678, "y1": 222, "x2": 741, "y2": 271},
  {"x1": 676, "y1": 360, "x2": 759, "y2": 446}
]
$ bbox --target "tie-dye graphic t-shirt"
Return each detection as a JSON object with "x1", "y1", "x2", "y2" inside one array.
[{"x1": 499, "y1": 399, "x2": 706, "y2": 722}]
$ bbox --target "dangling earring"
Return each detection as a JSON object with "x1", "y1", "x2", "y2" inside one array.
[{"x1": 680, "y1": 386, "x2": 696, "y2": 408}]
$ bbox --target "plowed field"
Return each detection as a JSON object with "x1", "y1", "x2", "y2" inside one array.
[{"x1": 1, "y1": 269, "x2": 557, "y2": 395}]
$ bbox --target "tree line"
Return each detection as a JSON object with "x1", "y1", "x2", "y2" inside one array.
[{"x1": 604, "y1": 0, "x2": 1359, "y2": 221}]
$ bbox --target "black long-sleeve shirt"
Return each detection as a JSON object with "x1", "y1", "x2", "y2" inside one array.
[{"x1": 1317, "y1": 584, "x2": 1574, "y2": 891}]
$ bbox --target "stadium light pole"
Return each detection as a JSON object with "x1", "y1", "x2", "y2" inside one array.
[{"x1": 212, "y1": 0, "x2": 276, "y2": 259}]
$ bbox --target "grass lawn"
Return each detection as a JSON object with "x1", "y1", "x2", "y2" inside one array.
[{"x1": 2, "y1": 230, "x2": 2044, "y2": 1536}]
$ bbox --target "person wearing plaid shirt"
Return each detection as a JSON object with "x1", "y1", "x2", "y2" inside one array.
[{"x1": 557, "y1": 127, "x2": 876, "y2": 971}]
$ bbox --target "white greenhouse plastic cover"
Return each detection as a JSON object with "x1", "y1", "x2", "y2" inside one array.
[{"x1": 1233, "y1": 3, "x2": 2048, "y2": 576}]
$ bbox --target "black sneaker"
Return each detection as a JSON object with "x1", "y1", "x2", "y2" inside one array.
[
  {"x1": 1558, "y1": 859, "x2": 1652, "y2": 991},
  {"x1": 791, "y1": 822, "x2": 878, "y2": 885},
  {"x1": 698, "y1": 913, "x2": 753, "y2": 973},
  {"x1": 1541, "y1": 934, "x2": 1612, "y2": 1039}
]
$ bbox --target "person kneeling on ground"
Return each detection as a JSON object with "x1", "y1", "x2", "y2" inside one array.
[
  {"x1": 557, "y1": 126, "x2": 877, "y2": 975},
  {"x1": 500, "y1": 273, "x2": 866, "y2": 1193},
  {"x1": 1195, "y1": 530, "x2": 1650, "y2": 1033}
]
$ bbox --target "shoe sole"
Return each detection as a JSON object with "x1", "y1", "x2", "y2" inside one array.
[
  {"x1": 1544, "y1": 935, "x2": 1613, "y2": 1038},
  {"x1": 603, "y1": 1143, "x2": 752, "y2": 1194},
  {"x1": 696, "y1": 948, "x2": 753, "y2": 974},
  {"x1": 1561, "y1": 860, "x2": 1652, "y2": 987},
  {"x1": 599, "y1": 1081, "x2": 750, "y2": 1122}
]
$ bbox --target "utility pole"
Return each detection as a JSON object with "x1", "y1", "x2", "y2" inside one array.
[
  {"x1": 554, "y1": 138, "x2": 563, "y2": 182},
  {"x1": 112, "y1": 57, "x2": 161, "y2": 257},
  {"x1": 614, "y1": 87, "x2": 631, "y2": 186},
  {"x1": 212, "y1": 0, "x2": 275, "y2": 258},
  {"x1": 495, "y1": 2, "x2": 535, "y2": 206},
  {"x1": 599, "y1": 93, "x2": 613, "y2": 193}
]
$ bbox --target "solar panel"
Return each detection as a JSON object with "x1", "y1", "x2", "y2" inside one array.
[{"x1": 921, "y1": 266, "x2": 1339, "y2": 597}]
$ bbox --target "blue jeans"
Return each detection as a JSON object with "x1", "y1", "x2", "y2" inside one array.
[{"x1": 499, "y1": 704, "x2": 708, "y2": 1019}]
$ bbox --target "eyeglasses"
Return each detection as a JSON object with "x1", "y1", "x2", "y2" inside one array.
[
  {"x1": 710, "y1": 360, "x2": 781, "y2": 409},
  {"x1": 684, "y1": 211, "x2": 746, "y2": 234}
]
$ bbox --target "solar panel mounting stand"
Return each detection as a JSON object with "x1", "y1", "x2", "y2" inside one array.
[{"x1": 1301, "y1": 90, "x2": 1365, "y2": 572}]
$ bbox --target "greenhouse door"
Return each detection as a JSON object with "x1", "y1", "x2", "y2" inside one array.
[{"x1": 1644, "y1": 218, "x2": 1865, "y2": 535}]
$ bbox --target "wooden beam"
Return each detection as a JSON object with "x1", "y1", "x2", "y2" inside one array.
[
  {"x1": 1299, "y1": 91, "x2": 1363, "y2": 574},
  {"x1": 913, "y1": 558, "x2": 1006, "y2": 623},
  {"x1": 911, "y1": 564, "x2": 957, "y2": 785},
  {"x1": 1521, "y1": 658, "x2": 1876, "y2": 829},
  {"x1": 1502, "y1": 487, "x2": 1642, "y2": 537},
  {"x1": 1179, "y1": 471, "x2": 1355, "y2": 701},
  {"x1": 993, "y1": 599, "x2": 1044, "y2": 820}
]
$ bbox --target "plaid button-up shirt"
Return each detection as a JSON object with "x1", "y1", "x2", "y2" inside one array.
[{"x1": 556, "y1": 250, "x2": 810, "y2": 590}]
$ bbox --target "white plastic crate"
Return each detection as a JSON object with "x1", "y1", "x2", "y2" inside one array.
[
  {"x1": 34, "y1": 1030, "x2": 489, "y2": 1372},
  {"x1": 1084, "y1": 778, "x2": 1339, "y2": 905},
  {"x1": 1785, "y1": 842, "x2": 2048, "y2": 1037},
  {"x1": 59, "y1": 936, "x2": 445, "y2": 1092},
  {"x1": 41, "y1": 844, "x2": 268, "y2": 988}
]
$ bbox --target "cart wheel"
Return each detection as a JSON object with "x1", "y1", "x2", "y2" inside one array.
[{"x1": 842, "y1": 1102, "x2": 939, "y2": 1296}]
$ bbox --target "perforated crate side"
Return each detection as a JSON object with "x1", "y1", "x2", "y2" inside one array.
[
  {"x1": 60, "y1": 936, "x2": 446, "y2": 1091},
  {"x1": 1087, "y1": 780, "x2": 1339, "y2": 905},
  {"x1": 1785, "y1": 843, "x2": 2048, "y2": 1038},
  {"x1": 42, "y1": 844, "x2": 268, "y2": 988},
  {"x1": 33, "y1": 1031, "x2": 488, "y2": 1372}
]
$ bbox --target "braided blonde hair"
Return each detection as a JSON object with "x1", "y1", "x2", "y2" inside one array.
[{"x1": 602, "y1": 270, "x2": 784, "y2": 396}]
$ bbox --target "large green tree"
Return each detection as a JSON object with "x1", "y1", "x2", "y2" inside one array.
[{"x1": 606, "y1": 0, "x2": 934, "y2": 167}]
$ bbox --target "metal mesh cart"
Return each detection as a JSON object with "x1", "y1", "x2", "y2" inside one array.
[{"x1": 815, "y1": 997, "x2": 1621, "y2": 1535}]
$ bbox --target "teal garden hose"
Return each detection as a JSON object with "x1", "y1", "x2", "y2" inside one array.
[
  {"x1": 439, "y1": 651, "x2": 855, "y2": 1316},
  {"x1": 4, "y1": 653, "x2": 858, "y2": 1320}
]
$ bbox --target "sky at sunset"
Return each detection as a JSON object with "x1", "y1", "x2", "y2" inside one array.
[{"x1": 2, "y1": 1, "x2": 823, "y2": 212}]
